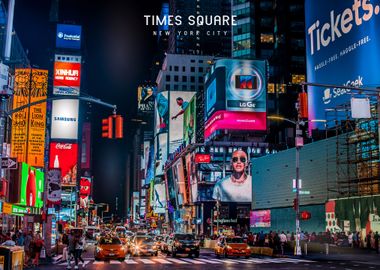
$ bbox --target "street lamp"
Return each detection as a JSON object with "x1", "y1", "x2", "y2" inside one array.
[{"x1": 267, "y1": 115, "x2": 326, "y2": 256}]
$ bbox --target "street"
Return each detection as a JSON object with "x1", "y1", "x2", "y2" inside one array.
[{"x1": 39, "y1": 245, "x2": 380, "y2": 270}]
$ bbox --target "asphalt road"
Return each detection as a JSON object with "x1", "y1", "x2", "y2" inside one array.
[{"x1": 36, "y1": 245, "x2": 379, "y2": 270}]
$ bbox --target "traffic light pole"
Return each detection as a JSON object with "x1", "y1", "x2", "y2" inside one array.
[{"x1": 295, "y1": 121, "x2": 302, "y2": 256}]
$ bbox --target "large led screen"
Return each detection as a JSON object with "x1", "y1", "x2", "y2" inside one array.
[
  {"x1": 51, "y1": 99, "x2": 79, "y2": 140},
  {"x1": 183, "y1": 96, "x2": 196, "y2": 146},
  {"x1": 305, "y1": 0, "x2": 380, "y2": 130},
  {"x1": 56, "y1": 24, "x2": 82, "y2": 50},
  {"x1": 49, "y1": 142, "x2": 78, "y2": 187},
  {"x1": 250, "y1": 210, "x2": 271, "y2": 228},
  {"x1": 153, "y1": 183, "x2": 167, "y2": 214},
  {"x1": 53, "y1": 54, "x2": 81, "y2": 96},
  {"x1": 20, "y1": 162, "x2": 44, "y2": 208}
]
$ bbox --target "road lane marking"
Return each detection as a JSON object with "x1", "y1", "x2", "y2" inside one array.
[
  {"x1": 153, "y1": 258, "x2": 172, "y2": 264},
  {"x1": 181, "y1": 258, "x2": 206, "y2": 264},
  {"x1": 247, "y1": 259, "x2": 271, "y2": 264},
  {"x1": 110, "y1": 260, "x2": 121, "y2": 264},
  {"x1": 166, "y1": 258, "x2": 190, "y2": 264},
  {"x1": 195, "y1": 258, "x2": 222, "y2": 264},
  {"x1": 139, "y1": 259, "x2": 156, "y2": 264},
  {"x1": 209, "y1": 258, "x2": 238, "y2": 264},
  {"x1": 125, "y1": 259, "x2": 138, "y2": 264},
  {"x1": 233, "y1": 259, "x2": 254, "y2": 264}
]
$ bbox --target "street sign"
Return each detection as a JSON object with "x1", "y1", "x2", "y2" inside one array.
[{"x1": 1, "y1": 158, "x2": 17, "y2": 169}]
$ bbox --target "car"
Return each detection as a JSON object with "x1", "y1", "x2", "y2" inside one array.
[
  {"x1": 153, "y1": 235, "x2": 164, "y2": 250},
  {"x1": 130, "y1": 235, "x2": 158, "y2": 256},
  {"x1": 160, "y1": 235, "x2": 170, "y2": 253},
  {"x1": 85, "y1": 226, "x2": 100, "y2": 242},
  {"x1": 214, "y1": 236, "x2": 251, "y2": 258},
  {"x1": 94, "y1": 236, "x2": 127, "y2": 261},
  {"x1": 167, "y1": 233, "x2": 200, "y2": 258}
]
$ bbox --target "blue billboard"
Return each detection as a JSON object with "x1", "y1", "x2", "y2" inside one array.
[
  {"x1": 305, "y1": 0, "x2": 380, "y2": 130},
  {"x1": 56, "y1": 24, "x2": 82, "y2": 50}
]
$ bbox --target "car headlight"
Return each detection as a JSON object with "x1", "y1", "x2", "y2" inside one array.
[
  {"x1": 96, "y1": 247, "x2": 103, "y2": 252},
  {"x1": 226, "y1": 245, "x2": 232, "y2": 249},
  {"x1": 175, "y1": 242, "x2": 182, "y2": 247}
]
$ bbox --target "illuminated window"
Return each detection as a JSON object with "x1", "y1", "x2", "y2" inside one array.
[
  {"x1": 267, "y1": 83, "x2": 275, "y2": 93},
  {"x1": 261, "y1": 33, "x2": 274, "y2": 43},
  {"x1": 278, "y1": 84, "x2": 286, "y2": 94},
  {"x1": 291, "y1": 74, "x2": 305, "y2": 84}
]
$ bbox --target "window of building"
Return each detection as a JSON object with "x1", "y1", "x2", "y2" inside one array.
[
  {"x1": 174, "y1": 66, "x2": 179, "y2": 71},
  {"x1": 169, "y1": 66, "x2": 172, "y2": 71},
  {"x1": 199, "y1": 85, "x2": 204, "y2": 91},
  {"x1": 182, "y1": 76, "x2": 187, "y2": 82},
  {"x1": 267, "y1": 83, "x2": 275, "y2": 94},
  {"x1": 166, "y1": 84, "x2": 170, "y2": 91},
  {"x1": 191, "y1": 67, "x2": 195, "y2": 72},
  {"x1": 174, "y1": 84, "x2": 179, "y2": 90},
  {"x1": 199, "y1": 60, "x2": 203, "y2": 63},
  {"x1": 174, "y1": 75, "x2": 179, "y2": 82},
  {"x1": 183, "y1": 85, "x2": 187, "y2": 90},
  {"x1": 191, "y1": 76, "x2": 195, "y2": 82},
  {"x1": 191, "y1": 59, "x2": 195, "y2": 63},
  {"x1": 199, "y1": 77, "x2": 203, "y2": 83},
  {"x1": 182, "y1": 66, "x2": 186, "y2": 72},
  {"x1": 199, "y1": 67, "x2": 204, "y2": 73},
  {"x1": 166, "y1": 75, "x2": 170, "y2": 81},
  {"x1": 260, "y1": 33, "x2": 274, "y2": 43}
]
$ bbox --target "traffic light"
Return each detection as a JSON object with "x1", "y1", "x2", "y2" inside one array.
[
  {"x1": 293, "y1": 198, "x2": 298, "y2": 210},
  {"x1": 114, "y1": 115, "x2": 123, "y2": 139},
  {"x1": 298, "y1": 92, "x2": 308, "y2": 119},
  {"x1": 102, "y1": 116, "x2": 113, "y2": 139},
  {"x1": 300, "y1": 211, "x2": 311, "y2": 220}
]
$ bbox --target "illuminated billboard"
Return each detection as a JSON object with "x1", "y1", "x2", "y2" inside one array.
[
  {"x1": 205, "y1": 110, "x2": 266, "y2": 139},
  {"x1": 169, "y1": 91, "x2": 195, "y2": 153},
  {"x1": 81, "y1": 122, "x2": 91, "y2": 169},
  {"x1": 212, "y1": 150, "x2": 252, "y2": 202},
  {"x1": 53, "y1": 54, "x2": 81, "y2": 96},
  {"x1": 47, "y1": 169, "x2": 61, "y2": 204},
  {"x1": 20, "y1": 163, "x2": 44, "y2": 208},
  {"x1": 185, "y1": 153, "x2": 198, "y2": 203},
  {"x1": 51, "y1": 99, "x2": 79, "y2": 140},
  {"x1": 56, "y1": 24, "x2": 82, "y2": 50},
  {"x1": 153, "y1": 183, "x2": 166, "y2": 214},
  {"x1": 183, "y1": 96, "x2": 196, "y2": 146},
  {"x1": 49, "y1": 142, "x2": 78, "y2": 187},
  {"x1": 250, "y1": 210, "x2": 271, "y2": 228},
  {"x1": 155, "y1": 132, "x2": 167, "y2": 176},
  {"x1": 80, "y1": 177, "x2": 91, "y2": 209},
  {"x1": 11, "y1": 69, "x2": 48, "y2": 167},
  {"x1": 155, "y1": 91, "x2": 169, "y2": 134},
  {"x1": 172, "y1": 158, "x2": 188, "y2": 205},
  {"x1": 205, "y1": 59, "x2": 267, "y2": 119},
  {"x1": 138, "y1": 85, "x2": 156, "y2": 113},
  {"x1": 305, "y1": 0, "x2": 380, "y2": 129}
]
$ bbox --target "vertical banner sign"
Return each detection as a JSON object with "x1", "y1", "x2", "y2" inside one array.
[
  {"x1": 47, "y1": 169, "x2": 62, "y2": 204},
  {"x1": 27, "y1": 69, "x2": 48, "y2": 167},
  {"x1": 81, "y1": 122, "x2": 91, "y2": 169},
  {"x1": 11, "y1": 69, "x2": 30, "y2": 163}
]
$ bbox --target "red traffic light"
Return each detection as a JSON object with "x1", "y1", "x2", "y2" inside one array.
[
  {"x1": 298, "y1": 92, "x2": 308, "y2": 119},
  {"x1": 300, "y1": 211, "x2": 311, "y2": 220},
  {"x1": 101, "y1": 115, "x2": 123, "y2": 139},
  {"x1": 114, "y1": 115, "x2": 123, "y2": 139},
  {"x1": 101, "y1": 117, "x2": 113, "y2": 139}
]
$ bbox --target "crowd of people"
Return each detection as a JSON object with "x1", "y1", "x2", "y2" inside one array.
[
  {"x1": 61, "y1": 229, "x2": 86, "y2": 269},
  {"x1": 0, "y1": 230, "x2": 45, "y2": 268}
]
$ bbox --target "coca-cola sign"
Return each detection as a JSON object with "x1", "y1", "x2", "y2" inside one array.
[
  {"x1": 55, "y1": 143, "x2": 72, "y2": 150},
  {"x1": 49, "y1": 142, "x2": 78, "y2": 187}
]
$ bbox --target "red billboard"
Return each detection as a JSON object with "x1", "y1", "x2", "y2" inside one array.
[
  {"x1": 49, "y1": 143, "x2": 78, "y2": 186},
  {"x1": 53, "y1": 54, "x2": 81, "y2": 95},
  {"x1": 80, "y1": 177, "x2": 91, "y2": 209},
  {"x1": 195, "y1": 154, "x2": 211, "y2": 164},
  {"x1": 204, "y1": 110, "x2": 266, "y2": 139}
]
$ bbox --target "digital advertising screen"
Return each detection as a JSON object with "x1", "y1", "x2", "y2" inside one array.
[
  {"x1": 80, "y1": 177, "x2": 91, "y2": 209},
  {"x1": 206, "y1": 79, "x2": 217, "y2": 115},
  {"x1": 47, "y1": 169, "x2": 61, "y2": 204},
  {"x1": 53, "y1": 54, "x2": 81, "y2": 96},
  {"x1": 155, "y1": 132, "x2": 167, "y2": 176},
  {"x1": 186, "y1": 153, "x2": 198, "y2": 203},
  {"x1": 155, "y1": 91, "x2": 169, "y2": 135},
  {"x1": 153, "y1": 183, "x2": 167, "y2": 214},
  {"x1": 49, "y1": 142, "x2": 78, "y2": 187},
  {"x1": 212, "y1": 150, "x2": 252, "y2": 202},
  {"x1": 183, "y1": 96, "x2": 196, "y2": 146},
  {"x1": 250, "y1": 210, "x2": 271, "y2": 228},
  {"x1": 138, "y1": 85, "x2": 156, "y2": 113},
  {"x1": 56, "y1": 24, "x2": 82, "y2": 50},
  {"x1": 173, "y1": 158, "x2": 188, "y2": 205},
  {"x1": 51, "y1": 99, "x2": 79, "y2": 140},
  {"x1": 20, "y1": 162, "x2": 44, "y2": 208},
  {"x1": 81, "y1": 122, "x2": 91, "y2": 169},
  {"x1": 305, "y1": 0, "x2": 380, "y2": 130},
  {"x1": 169, "y1": 91, "x2": 195, "y2": 153}
]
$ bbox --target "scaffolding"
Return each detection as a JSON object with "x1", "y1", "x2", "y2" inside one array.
[{"x1": 325, "y1": 99, "x2": 379, "y2": 199}]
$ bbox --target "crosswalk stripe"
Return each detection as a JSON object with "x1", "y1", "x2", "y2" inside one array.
[
  {"x1": 110, "y1": 260, "x2": 122, "y2": 264},
  {"x1": 262, "y1": 259, "x2": 286, "y2": 264},
  {"x1": 195, "y1": 258, "x2": 222, "y2": 264},
  {"x1": 166, "y1": 258, "x2": 190, "y2": 264},
  {"x1": 153, "y1": 258, "x2": 172, "y2": 264},
  {"x1": 247, "y1": 258, "x2": 270, "y2": 264},
  {"x1": 125, "y1": 259, "x2": 138, "y2": 264},
  {"x1": 139, "y1": 259, "x2": 156, "y2": 264},
  {"x1": 278, "y1": 258, "x2": 314, "y2": 263},
  {"x1": 233, "y1": 259, "x2": 254, "y2": 264},
  {"x1": 210, "y1": 258, "x2": 238, "y2": 264},
  {"x1": 181, "y1": 258, "x2": 206, "y2": 264},
  {"x1": 93, "y1": 261, "x2": 104, "y2": 265},
  {"x1": 82, "y1": 261, "x2": 90, "y2": 266}
]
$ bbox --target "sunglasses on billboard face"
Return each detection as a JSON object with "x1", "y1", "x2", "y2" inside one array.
[{"x1": 232, "y1": 156, "x2": 246, "y2": 163}]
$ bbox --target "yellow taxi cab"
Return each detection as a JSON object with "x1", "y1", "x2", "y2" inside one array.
[
  {"x1": 94, "y1": 236, "x2": 127, "y2": 261},
  {"x1": 214, "y1": 236, "x2": 251, "y2": 258}
]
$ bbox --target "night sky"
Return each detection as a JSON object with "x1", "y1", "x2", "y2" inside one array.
[{"x1": 12, "y1": 0, "x2": 165, "y2": 217}]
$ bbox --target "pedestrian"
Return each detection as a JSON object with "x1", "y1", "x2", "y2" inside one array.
[
  {"x1": 366, "y1": 231, "x2": 372, "y2": 251},
  {"x1": 374, "y1": 231, "x2": 379, "y2": 254},
  {"x1": 16, "y1": 232, "x2": 24, "y2": 246},
  {"x1": 74, "y1": 233, "x2": 85, "y2": 269},
  {"x1": 67, "y1": 231, "x2": 76, "y2": 269},
  {"x1": 24, "y1": 231, "x2": 33, "y2": 267},
  {"x1": 279, "y1": 231, "x2": 287, "y2": 255},
  {"x1": 32, "y1": 232, "x2": 44, "y2": 267}
]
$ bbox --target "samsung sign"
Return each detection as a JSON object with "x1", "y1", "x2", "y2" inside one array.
[
  {"x1": 56, "y1": 24, "x2": 82, "y2": 50},
  {"x1": 51, "y1": 99, "x2": 79, "y2": 140},
  {"x1": 305, "y1": 0, "x2": 380, "y2": 130}
]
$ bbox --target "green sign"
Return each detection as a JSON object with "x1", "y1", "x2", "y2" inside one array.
[
  {"x1": 183, "y1": 96, "x2": 196, "y2": 145},
  {"x1": 20, "y1": 162, "x2": 44, "y2": 208}
]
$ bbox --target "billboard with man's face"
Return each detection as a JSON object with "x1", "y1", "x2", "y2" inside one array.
[
  {"x1": 212, "y1": 150, "x2": 252, "y2": 202},
  {"x1": 138, "y1": 85, "x2": 156, "y2": 113}
]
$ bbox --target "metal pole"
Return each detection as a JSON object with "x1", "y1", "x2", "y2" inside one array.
[
  {"x1": 216, "y1": 199, "x2": 220, "y2": 236},
  {"x1": 295, "y1": 121, "x2": 302, "y2": 256},
  {"x1": 0, "y1": 97, "x2": 7, "y2": 178},
  {"x1": 4, "y1": 0, "x2": 15, "y2": 60}
]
